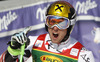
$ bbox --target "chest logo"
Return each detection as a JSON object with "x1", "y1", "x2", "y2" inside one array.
[
  {"x1": 35, "y1": 40, "x2": 43, "y2": 47},
  {"x1": 40, "y1": 55, "x2": 63, "y2": 62},
  {"x1": 70, "y1": 48, "x2": 79, "y2": 56}
]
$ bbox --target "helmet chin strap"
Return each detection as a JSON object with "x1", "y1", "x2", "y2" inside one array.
[
  {"x1": 60, "y1": 25, "x2": 73, "y2": 43},
  {"x1": 60, "y1": 34, "x2": 69, "y2": 43}
]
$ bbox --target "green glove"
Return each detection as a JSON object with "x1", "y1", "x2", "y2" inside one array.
[{"x1": 8, "y1": 46, "x2": 20, "y2": 56}]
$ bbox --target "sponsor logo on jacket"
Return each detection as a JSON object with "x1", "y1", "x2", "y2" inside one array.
[{"x1": 40, "y1": 55, "x2": 63, "y2": 62}]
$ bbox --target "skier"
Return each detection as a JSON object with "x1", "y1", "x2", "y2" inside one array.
[{"x1": 0, "y1": 1, "x2": 95, "y2": 62}]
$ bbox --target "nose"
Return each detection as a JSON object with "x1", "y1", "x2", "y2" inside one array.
[{"x1": 53, "y1": 26, "x2": 59, "y2": 31}]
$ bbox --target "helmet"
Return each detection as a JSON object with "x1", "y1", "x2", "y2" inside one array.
[
  {"x1": 46, "y1": 1, "x2": 76, "y2": 20},
  {"x1": 45, "y1": 1, "x2": 76, "y2": 41}
]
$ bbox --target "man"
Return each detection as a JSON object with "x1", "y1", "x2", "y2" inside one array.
[{"x1": 0, "y1": 1, "x2": 95, "y2": 62}]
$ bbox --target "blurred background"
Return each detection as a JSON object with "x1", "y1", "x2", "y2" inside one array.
[{"x1": 0, "y1": 0, "x2": 100, "y2": 62}]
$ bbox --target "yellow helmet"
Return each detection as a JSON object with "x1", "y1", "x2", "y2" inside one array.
[{"x1": 46, "y1": 1, "x2": 76, "y2": 20}]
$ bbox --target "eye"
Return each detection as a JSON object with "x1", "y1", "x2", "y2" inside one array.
[
  {"x1": 49, "y1": 20, "x2": 56, "y2": 25},
  {"x1": 58, "y1": 18, "x2": 64, "y2": 23},
  {"x1": 51, "y1": 20, "x2": 56, "y2": 23},
  {"x1": 58, "y1": 21, "x2": 62, "y2": 23}
]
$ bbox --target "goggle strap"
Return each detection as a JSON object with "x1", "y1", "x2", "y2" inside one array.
[{"x1": 70, "y1": 19, "x2": 76, "y2": 25}]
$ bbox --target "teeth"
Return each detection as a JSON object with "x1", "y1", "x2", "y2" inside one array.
[
  {"x1": 53, "y1": 33, "x2": 58, "y2": 38},
  {"x1": 53, "y1": 33, "x2": 58, "y2": 34}
]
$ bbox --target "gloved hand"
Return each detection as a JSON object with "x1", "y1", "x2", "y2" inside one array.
[
  {"x1": 10, "y1": 31, "x2": 29, "y2": 49},
  {"x1": 7, "y1": 31, "x2": 30, "y2": 56},
  {"x1": 7, "y1": 27, "x2": 31, "y2": 56},
  {"x1": 9, "y1": 27, "x2": 31, "y2": 49},
  {"x1": 11, "y1": 31, "x2": 27, "y2": 44}
]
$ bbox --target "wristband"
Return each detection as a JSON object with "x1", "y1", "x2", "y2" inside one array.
[{"x1": 7, "y1": 46, "x2": 20, "y2": 56}]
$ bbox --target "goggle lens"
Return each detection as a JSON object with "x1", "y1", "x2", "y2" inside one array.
[{"x1": 46, "y1": 16, "x2": 70, "y2": 29}]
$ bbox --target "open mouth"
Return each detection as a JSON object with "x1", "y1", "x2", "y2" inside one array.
[{"x1": 53, "y1": 33, "x2": 59, "y2": 38}]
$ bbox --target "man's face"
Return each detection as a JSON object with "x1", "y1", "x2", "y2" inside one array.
[
  {"x1": 46, "y1": 16, "x2": 69, "y2": 44},
  {"x1": 48, "y1": 26, "x2": 67, "y2": 44}
]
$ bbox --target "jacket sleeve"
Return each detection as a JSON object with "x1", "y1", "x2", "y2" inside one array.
[
  {"x1": 78, "y1": 49, "x2": 95, "y2": 62},
  {"x1": 0, "y1": 51, "x2": 18, "y2": 62},
  {"x1": 0, "y1": 36, "x2": 38, "y2": 62}
]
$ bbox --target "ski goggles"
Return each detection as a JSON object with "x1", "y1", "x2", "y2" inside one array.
[{"x1": 46, "y1": 15, "x2": 70, "y2": 29}]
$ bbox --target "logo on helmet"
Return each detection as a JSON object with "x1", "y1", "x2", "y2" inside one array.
[
  {"x1": 55, "y1": 4, "x2": 64, "y2": 12},
  {"x1": 54, "y1": 4, "x2": 64, "y2": 13}
]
